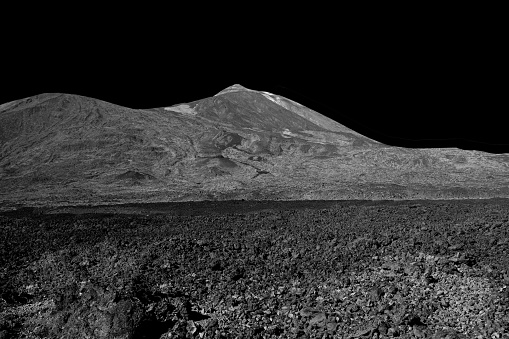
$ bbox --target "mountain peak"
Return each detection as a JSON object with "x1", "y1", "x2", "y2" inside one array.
[
  {"x1": 209, "y1": 84, "x2": 380, "y2": 143},
  {"x1": 215, "y1": 84, "x2": 255, "y2": 96}
]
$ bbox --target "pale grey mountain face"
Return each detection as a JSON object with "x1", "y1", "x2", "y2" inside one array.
[{"x1": 0, "y1": 85, "x2": 508, "y2": 208}]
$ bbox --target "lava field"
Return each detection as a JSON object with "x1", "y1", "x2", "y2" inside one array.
[{"x1": 1, "y1": 200, "x2": 509, "y2": 338}]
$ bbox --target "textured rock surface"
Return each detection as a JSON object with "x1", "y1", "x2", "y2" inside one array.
[
  {"x1": 1, "y1": 85, "x2": 509, "y2": 209},
  {"x1": 1, "y1": 200, "x2": 508, "y2": 337}
]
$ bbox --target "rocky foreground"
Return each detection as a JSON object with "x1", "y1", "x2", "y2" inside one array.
[{"x1": 1, "y1": 200, "x2": 509, "y2": 338}]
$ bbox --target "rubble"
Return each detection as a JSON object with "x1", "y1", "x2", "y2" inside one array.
[{"x1": 1, "y1": 200, "x2": 508, "y2": 337}]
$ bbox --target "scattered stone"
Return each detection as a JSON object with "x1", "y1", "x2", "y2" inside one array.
[
  {"x1": 369, "y1": 287, "x2": 384, "y2": 301},
  {"x1": 51, "y1": 290, "x2": 143, "y2": 339},
  {"x1": 2, "y1": 202, "x2": 509, "y2": 338},
  {"x1": 432, "y1": 329, "x2": 466, "y2": 338},
  {"x1": 299, "y1": 307, "x2": 321, "y2": 317},
  {"x1": 387, "y1": 327, "x2": 398, "y2": 337},
  {"x1": 387, "y1": 284, "x2": 398, "y2": 295},
  {"x1": 377, "y1": 322, "x2": 388, "y2": 335},
  {"x1": 497, "y1": 238, "x2": 509, "y2": 246},
  {"x1": 326, "y1": 321, "x2": 338, "y2": 332},
  {"x1": 350, "y1": 325, "x2": 376, "y2": 338},
  {"x1": 347, "y1": 304, "x2": 359, "y2": 313},
  {"x1": 448, "y1": 243, "x2": 464, "y2": 251},
  {"x1": 423, "y1": 273, "x2": 438, "y2": 284},
  {"x1": 187, "y1": 320, "x2": 197, "y2": 335},
  {"x1": 308, "y1": 312, "x2": 327, "y2": 326},
  {"x1": 413, "y1": 325, "x2": 428, "y2": 338},
  {"x1": 229, "y1": 267, "x2": 245, "y2": 281}
]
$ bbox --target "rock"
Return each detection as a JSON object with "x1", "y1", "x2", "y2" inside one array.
[
  {"x1": 413, "y1": 325, "x2": 426, "y2": 338},
  {"x1": 55, "y1": 283, "x2": 78, "y2": 311},
  {"x1": 204, "y1": 318, "x2": 219, "y2": 335},
  {"x1": 423, "y1": 274, "x2": 438, "y2": 284},
  {"x1": 391, "y1": 304, "x2": 408, "y2": 325},
  {"x1": 387, "y1": 285, "x2": 398, "y2": 295},
  {"x1": 291, "y1": 287, "x2": 305, "y2": 295},
  {"x1": 46, "y1": 284, "x2": 143, "y2": 339},
  {"x1": 448, "y1": 243, "x2": 464, "y2": 251},
  {"x1": 383, "y1": 261, "x2": 402, "y2": 273},
  {"x1": 432, "y1": 329, "x2": 465, "y2": 339},
  {"x1": 350, "y1": 325, "x2": 375, "y2": 338},
  {"x1": 432, "y1": 329, "x2": 448, "y2": 338},
  {"x1": 187, "y1": 320, "x2": 197, "y2": 335},
  {"x1": 387, "y1": 327, "x2": 399, "y2": 337},
  {"x1": 308, "y1": 312, "x2": 327, "y2": 326},
  {"x1": 347, "y1": 304, "x2": 359, "y2": 313},
  {"x1": 369, "y1": 287, "x2": 384, "y2": 301},
  {"x1": 404, "y1": 264, "x2": 419, "y2": 276},
  {"x1": 299, "y1": 307, "x2": 320, "y2": 317},
  {"x1": 110, "y1": 300, "x2": 143, "y2": 337},
  {"x1": 497, "y1": 238, "x2": 508, "y2": 246},
  {"x1": 229, "y1": 267, "x2": 245, "y2": 281},
  {"x1": 449, "y1": 253, "x2": 476, "y2": 266},
  {"x1": 326, "y1": 321, "x2": 338, "y2": 332},
  {"x1": 377, "y1": 302, "x2": 388, "y2": 313},
  {"x1": 377, "y1": 323, "x2": 388, "y2": 335}
]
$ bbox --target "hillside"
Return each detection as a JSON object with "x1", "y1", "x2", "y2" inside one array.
[{"x1": 1, "y1": 85, "x2": 508, "y2": 209}]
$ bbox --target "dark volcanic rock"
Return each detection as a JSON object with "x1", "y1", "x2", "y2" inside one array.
[
  {"x1": 1, "y1": 200, "x2": 509, "y2": 338},
  {"x1": 50, "y1": 284, "x2": 143, "y2": 339}
]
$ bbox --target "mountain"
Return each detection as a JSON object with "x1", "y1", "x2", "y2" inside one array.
[{"x1": 1, "y1": 85, "x2": 508, "y2": 209}]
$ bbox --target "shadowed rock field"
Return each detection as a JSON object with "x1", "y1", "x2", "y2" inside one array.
[{"x1": 1, "y1": 200, "x2": 508, "y2": 338}]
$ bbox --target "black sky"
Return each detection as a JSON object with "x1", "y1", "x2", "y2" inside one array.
[{"x1": 1, "y1": 13, "x2": 505, "y2": 153}]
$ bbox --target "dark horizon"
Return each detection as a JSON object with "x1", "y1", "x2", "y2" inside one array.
[
  {"x1": 1, "y1": 46, "x2": 505, "y2": 153},
  {"x1": 1, "y1": 3, "x2": 505, "y2": 153},
  {"x1": 1, "y1": 81, "x2": 505, "y2": 154}
]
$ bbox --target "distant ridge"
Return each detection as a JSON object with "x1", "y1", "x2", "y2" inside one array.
[{"x1": 1, "y1": 85, "x2": 509, "y2": 209}]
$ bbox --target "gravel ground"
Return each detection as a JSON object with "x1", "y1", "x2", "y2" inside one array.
[{"x1": 0, "y1": 200, "x2": 508, "y2": 338}]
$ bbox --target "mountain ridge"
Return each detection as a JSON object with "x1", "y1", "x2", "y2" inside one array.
[{"x1": 1, "y1": 85, "x2": 508, "y2": 209}]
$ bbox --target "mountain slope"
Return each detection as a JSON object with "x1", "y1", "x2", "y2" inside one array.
[
  {"x1": 216, "y1": 84, "x2": 379, "y2": 142},
  {"x1": 1, "y1": 85, "x2": 508, "y2": 208}
]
